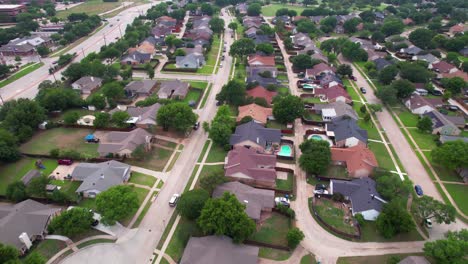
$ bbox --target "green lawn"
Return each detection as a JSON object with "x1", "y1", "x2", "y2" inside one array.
[
  {"x1": 184, "y1": 164, "x2": 200, "y2": 193},
  {"x1": 0, "y1": 158, "x2": 58, "y2": 195},
  {"x1": 276, "y1": 173, "x2": 293, "y2": 192},
  {"x1": 200, "y1": 84, "x2": 212, "y2": 108},
  {"x1": 368, "y1": 142, "x2": 395, "y2": 171},
  {"x1": 303, "y1": 111, "x2": 323, "y2": 121},
  {"x1": 78, "y1": 197, "x2": 97, "y2": 211},
  {"x1": 188, "y1": 81, "x2": 208, "y2": 90},
  {"x1": 407, "y1": 128, "x2": 438, "y2": 150},
  {"x1": 302, "y1": 97, "x2": 323, "y2": 104},
  {"x1": 261, "y1": 4, "x2": 306, "y2": 16},
  {"x1": 166, "y1": 217, "x2": 203, "y2": 262},
  {"x1": 258, "y1": 247, "x2": 291, "y2": 261},
  {"x1": 444, "y1": 183, "x2": 468, "y2": 216},
  {"x1": 120, "y1": 186, "x2": 149, "y2": 226},
  {"x1": 197, "y1": 141, "x2": 211, "y2": 163},
  {"x1": 197, "y1": 165, "x2": 224, "y2": 184},
  {"x1": 134, "y1": 191, "x2": 155, "y2": 227},
  {"x1": 343, "y1": 79, "x2": 361, "y2": 102},
  {"x1": 182, "y1": 89, "x2": 202, "y2": 106},
  {"x1": 314, "y1": 199, "x2": 356, "y2": 234},
  {"x1": 205, "y1": 145, "x2": 228, "y2": 163},
  {"x1": 28, "y1": 239, "x2": 66, "y2": 260},
  {"x1": 129, "y1": 172, "x2": 157, "y2": 187},
  {"x1": 0, "y1": 62, "x2": 44, "y2": 89},
  {"x1": 301, "y1": 254, "x2": 317, "y2": 264},
  {"x1": 167, "y1": 152, "x2": 181, "y2": 172},
  {"x1": 56, "y1": 0, "x2": 129, "y2": 19},
  {"x1": 127, "y1": 146, "x2": 173, "y2": 171},
  {"x1": 277, "y1": 86, "x2": 290, "y2": 96},
  {"x1": 20, "y1": 128, "x2": 99, "y2": 157},
  {"x1": 266, "y1": 120, "x2": 288, "y2": 130},
  {"x1": 234, "y1": 62, "x2": 246, "y2": 81},
  {"x1": 423, "y1": 152, "x2": 462, "y2": 183},
  {"x1": 360, "y1": 220, "x2": 424, "y2": 242},
  {"x1": 398, "y1": 111, "x2": 419, "y2": 127},
  {"x1": 50, "y1": 180, "x2": 81, "y2": 201},
  {"x1": 337, "y1": 253, "x2": 426, "y2": 264},
  {"x1": 77, "y1": 238, "x2": 114, "y2": 249},
  {"x1": 357, "y1": 119, "x2": 380, "y2": 140},
  {"x1": 250, "y1": 213, "x2": 291, "y2": 246},
  {"x1": 197, "y1": 35, "x2": 221, "y2": 74}
]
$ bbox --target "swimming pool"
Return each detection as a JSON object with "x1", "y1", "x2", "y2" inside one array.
[
  {"x1": 278, "y1": 145, "x2": 292, "y2": 157},
  {"x1": 310, "y1": 135, "x2": 323, "y2": 141},
  {"x1": 307, "y1": 134, "x2": 333, "y2": 146}
]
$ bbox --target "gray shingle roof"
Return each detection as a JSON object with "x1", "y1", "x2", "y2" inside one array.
[
  {"x1": 331, "y1": 178, "x2": 385, "y2": 214},
  {"x1": 98, "y1": 128, "x2": 153, "y2": 155},
  {"x1": 125, "y1": 80, "x2": 158, "y2": 95},
  {"x1": 229, "y1": 121, "x2": 281, "y2": 148},
  {"x1": 326, "y1": 116, "x2": 368, "y2": 143},
  {"x1": 372, "y1": 58, "x2": 393, "y2": 71},
  {"x1": 72, "y1": 160, "x2": 131, "y2": 193},
  {"x1": 126, "y1": 103, "x2": 161, "y2": 126},
  {"x1": 439, "y1": 135, "x2": 468, "y2": 143},
  {"x1": 157, "y1": 80, "x2": 190, "y2": 98},
  {"x1": 423, "y1": 110, "x2": 458, "y2": 129},
  {"x1": 314, "y1": 101, "x2": 359, "y2": 120},
  {"x1": 21, "y1": 170, "x2": 41, "y2": 185}
]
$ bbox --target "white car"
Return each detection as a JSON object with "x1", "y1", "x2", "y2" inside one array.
[
  {"x1": 314, "y1": 189, "x2": 329, "y2": 195},
  {"x1": 424, "y1": 218, "x2": 432, "y2": 228},
  {"x1": 169, "y1": 194, "x2": 180, "y2": 207},
  {"x1": 275, "y1": 197, "x2": 290, "y2": 207}
]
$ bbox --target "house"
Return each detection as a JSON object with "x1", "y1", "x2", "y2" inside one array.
[
  {"x1": 413, "y1": 54, "x2": 439, "y2": 64},
  {"x1": 21, "y1": 170, "x2": 41, "y2": 186},
  {"x1": 176, "y1": 53, "x2": 206, "y2": 69},
  {"x1": 157, "y1": 79, "x2": 190, "y2": 99},
  {"x1": 237, "y1": 103, "x2": 273, "y2": 125},
  {"x1": 121, "y1": 50, "x2": 152, "y2": 65},
  {"x1": 441, "y1": 70, "x2": 468, "y2": 82},
  {"x1": 423, "y1": 110, "x2": 461, "y2": 136},
  {"x1": 373, "y1": 58, "x2": 393, "y2": 71},
  {"x1": 0, "y1": 200, "x2": 61, "y2": 254},
  {"x1": 0, "y1": 34, "x2": 52, "y2": 56},
  {"x1": 180, "y1": 236, "x2": 259, "y2": 264},
  {"x1": 244, "y1": 27, "x2": 258, "y2": 38},
  {"x1": 317, "y1": 72, "x2": 343, "y2": 86},
  {"x1": 445, "y1": 115, "x2": 466, "y2": 129},
  {"x1": 125, "y1": 80, "x2": 158, "y2": 97},
  {"x1": 71, "y1": 160, "x2": 131, "y2": 198},
  {"x1": 98, "y1": 128, "x2": 153, "y2": 157},
  {"x1": 331, "y1": 145, "x2": 378, "y2": 177},
  {"x1": 247, "y1": 68, "x2": 280, "y2": 87},
  {"x1": 156, "y1": 16, "x2": 177, "y2": 28},
  {"x1": 152, "y1": 24, "x2": 173, "y2": 38},
  {"x1": 310, "y1": 16, "x2": 324, "y2": 24},
  {"x1": 224, "y1": 146, "x2": 277, "y2": 188},
  {"x1": 273, "y1": 15, "x2": 291, "y2": 25},
  {"x1": 292, "y1": 32, "x2": 313, "y2": 48},
  {"x1": 448, "y1": 24, "x2": 466, "y2": 37},
  {"x1": 398, "y1": 256, "x2": 430, "y2": 264},
  {"x1": 236, "y1": 2, "x2": 247, "y2": 15},
  {"x1": 247, "y1": 55, "x2": 275, "y2": 67},
  {"x1": 374, "y1": 12, "x2": 385, "y2": 22},
  {"x1": 130, "y1": 41, "x2": 156, "y2": 55},
  {"x1": 404, "y1": 94, "x2": 443, "y2": 114},
  {"x1": 118, "y1": 103, "x2": 162, "y2": 129},
  {"x1": 314, "y1": 83, "x2": 352, "y2": 104},
  {"x1": 430, "y1": 61, "x2": 458, "y2": 74},
  {"x1": 460, "y1": 47, "x2": 468, "y2": 57},
  {"x1": 330, "y1": 178, "x2": 386, "y2": 220},
  {"x1": 213, "y1": 182, "x2": 274, "y2": 222},
  {"x1": 229, "y1": 120, "x2": 281, "y2": 151},
  {"x1": 335, "y1": 25, "x2": 344, "y2": 34},
  {"x1": 326, "y1": 116, "x2": 368, "y2": 147},
  {"x1": 314, "y1": 101, "x2": 359, "y2": 121},
  {"x1": 71, "y1": 76, "x2": 103, "y2": 95},
  {"x1": 246, "y1": 85, "x2": 277, "y2": 105},
  {"x1": 246, "y1": 65, "x2": 277, "y2": 78},
  {"x1": 305, "y1": 63, "x2": 336, "y2": 79},
  {"x1": 253, "y1": 35, "x2": 272, "y2": 45},
  {"x1": 400, "y1": 45, "x2": 423, "y2": 56}
]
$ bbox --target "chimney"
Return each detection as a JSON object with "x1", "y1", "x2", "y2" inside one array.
[
  {"x1": 256, "y1": 137, "x2": 259, "y2": 144},
  {"x1": 100, "y1": 174, "x2": 104, "y2": 179},
  {"x1": 19, "y1": 233, "x2": 32, "y2": 250},
  {"x1": 91, "y1": 76, "x2": 94, "y2": 82}
]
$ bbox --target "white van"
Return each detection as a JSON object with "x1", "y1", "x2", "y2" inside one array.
[
  {"x1": 169, "y1": 194, "x2": 180, "y2": 207},
  {"x1": 414, "y1": 89, "x2": 428, "y2": 96}
]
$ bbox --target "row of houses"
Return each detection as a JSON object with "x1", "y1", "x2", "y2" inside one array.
[{"x1": 176, "y1": 16, "x2": 213, "y2": 69}]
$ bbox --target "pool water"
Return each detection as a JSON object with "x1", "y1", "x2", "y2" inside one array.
[
  {"x1": 310, "y1": 135, "x2": 323, "y2": 141},
  {"x1": 278, "y1": 145, "x2": 292, "y2": 156}
]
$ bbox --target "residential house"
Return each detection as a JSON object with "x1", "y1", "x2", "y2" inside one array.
[
  {"x1": 430, "y1": 61, "x2": 458, "y2": 74},
  {"x1": 0, "y1": 34, "x2": 52, "y2": 56},
  {"x1": 71, "y1": 76, "x2": 103, "y2": 95},
  {"x1": 247, "y1": 55, "x2": 275, "y2": 67},
  {"x1": 314, "y1": 83, "x2": 352, "y2": 104},
  {"x1": 292, "y1": 32, "x2": 313, "y2": 49},
  {"x1": 176, "y1": 52, "x2": 206, "y2": 69},
  {"x1": 130, "y1": 40, "x2": 156, "y2": 55},
  {"x1": 235, "y1": 2, "x2": 247, "y2": 15},
  {"x1": 237, "y1": 103, "x2": 273, "y2": 125},
  {"x1": 441, "y1": 70, "x2": 468, "y2": 82},
  {"x1": 71, "y1": 160, "x2": 131, "y2": 198},
  {"x1": 335, "y1": 25, "x2": 344, "y2": 34},
  {"x1": 331, "y1": 145, "x2": 378, "y2": 177},
  {"x1": 439, "y1": 135, "x2": 468, "y2": 144},
  {"x1": 400, "y1": 45, "x2": 423, "y2": 56},
  {"x1": 224, "y1": 146, "x2": 277, "y2": 188},
  {"x1": 0, "y1": 200, "x2": 61, "y2": 254},
  {"x1": 180, "y1": 236, "x2": 259, "y2": 264},
  {"x1": 246, "y1": 65, "x2": 277, "y2": 78},
  {"x1": 156, "y1": 16, "x2": 177, "y2": 28},
  {"x1": 305, "y1": 63, "x2": 336, "y2": 79},
  {"x1": 253, "y1": 35, "x2": 272, "y2": 45},
  {"x1": 459, "y1": 47, "x2": 468, "y2": 57},
  {"x1": 121, "y1": 50, "x2": 152, "y2": 65},
  {"x1": 336, "y1": 14, "x2": 358, "y2": 25},
  {"x1": 445, "y1": 115, "x2": 466, "y2": 129},
  {"x1": 398, "y1": 256, "x2": 430, "y2": 264},
  {"x1": 330, "y1": 178, "x2": 386, "y2": 220},
  {"x1": 98, "y1": 128, "x2": 153, "y2": 157},
  {"x1": 21, "y1": 170, "x2": 41, "y2": 186},
  {"x1": 314, "y1": 101, "x2": 359, "y2": 121},
  {"x1": 272, "y1": 15, "x2": 291, "y2": 25},
  {"x1": 373, "y1": 58, "x2": 393, "y2": 71},
  {"x1": 213, "y1": 182, "x2": 274, "y2": 222},
  {"x1": 448, "y1": 24, "x2": 466, "y2": 37},
  {"x1": 404, "y1": 94, "x2": 443, "y2": 114},
  {"x1": 326, "y1": 116, "x2": 368, "y2": 147},
  {"x1": 310, "y1": 16, "x2": 324, "y2": 24},
  {"x1": 423, "y1": 110, "x2": 461, "y2": 136},
  {"x1": 115, "y1": 104, "x2": 162, "y2": 129},
  {"x1": 246, "y1": 85, "x2": 277, "y2": 105},
  {"x1": 245, "y1": 27, "x2": 258, "y2": 38},
  {"x1": 413, "y1": 53, "x2": 439, "y2": 64},
  {"x1": 152, "y1": 24, "x2": 173, "y2": 38},
  {"x1": 229, "y1": 120, "x2": 281, "y2": 151},
  {"x1": 247, "y1": 67, "x2": 280, "y2": 87},
  {"x1": 374, "y1": 12, "x2": 385, "y2": 22},
  {"x1": 124, "y1": 80, "x2": 158, "y2": 97},
  {"x1": 157, "y1": 79, "x2": 190, "y2": 99}
]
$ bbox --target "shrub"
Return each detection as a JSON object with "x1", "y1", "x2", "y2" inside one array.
[
  {"x1": 50, "y1": 148, "x2": 60, "y2": 158},
  {"x1": 287, "y1": 227, "x2": 305, "y2": 249}
]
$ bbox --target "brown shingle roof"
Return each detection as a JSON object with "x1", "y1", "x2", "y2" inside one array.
[
  {"x1": 331, "y1": 145, "x2": 378, "y2": 177},
  {"x1": 431, "y1": 61, "x2": 457, "y2": 73},
  {"x1": 225, "y1": 146, "x2": 277, "y2": 184},
  {"x1": 246, "y1": 86, "x2": 277, "y2": 104},
  {"x1": 247, "y1": 55, "x2": 275, "y2": 67},
  {"x1": 237, "y1": 104, "x2": 273, "y2": 124},
  {"x1": 306, "y1": 62, "x2": 336, "y2": 77}
]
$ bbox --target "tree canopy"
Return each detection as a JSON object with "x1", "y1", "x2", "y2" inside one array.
[
  {"x1": 177, "y1": 189, "x2": 210, "y2": 220},
  {"x1": 48, "y1": 208, "x2": 94, "y2": 237},
  {"x1": 216, "y1": 80, "x2": 246, "y2": 106},
  {"x1": 423, "y1": 229, "x2": 468, "y2": 264},
  {"x1": 417, "y1": 116, "x2": 433, "y2": 133},
  {"x1": 0, "y1": 99, "x2": 46, "y2": 142},
  {"x1": 6, "y1": 181, "x2": 27, "y2": 202},
  {"x1": 247, "y1": 3, "x2": 261, "y2": 16},
  {"x1": 200, "y1": 172, "x2": 227, "y2": 194},
  {"x1": 208, "y1": 105, "x2": 235, "y2": 147},
  {"x1": 409, "y1": 28, "x2": 435, "y2": 50},
  {"x1": 414, "y1": 196, "x2": 455, "y2": 225},
  {"x1": 375, "y1": 174, "x2": 412, "y2": 201},
  {"x1": 376, "y1": 200, "x2": 415, "y2": 238},
  {"x1": 272, "y1": 95, "x2": 304, "y2": 124},
  {"x1": 229, "y1": 38, "x2": 255, "y2": 59},
  {"x1": 299, "y1": 140, "x2": 331, "y2": 175},
  {"x1": 156, "y1": 103, "x2": 197, "y2": 132},
  {"x1": 209, "y1": 17, "x2": 225, "y2": 34},
  {"x1": 432, "y1": 141, "x2": 468, "y2": 170},
  {"x1": 96, "y1": 185, "x2": 139, "y2": 225}
]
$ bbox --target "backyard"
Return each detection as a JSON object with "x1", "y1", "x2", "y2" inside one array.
[
  {"x1": 313, "y1": 199, "x2": 356, "y2": 235},
  {"x1": 325, "y1": 165, "x2": 349, "y2": 179},
  {"x1": 49, "y1": 180, "x2": 81, "y2": 201},
  {"x1": 261, "y1": 4, "x2": 307, "y2": 17},
  {"x1": 20, "y1": 128, "x2": 99, "y2": 157},
  {"x1": 205, "y1": 145, "x2": 228, "y2": 163},
  {"x1": 276, "y1": 173, "x2": 293, "y2": 192},
  {"x1": 127, "y1": 146, "x2": 174, "y2": 171},
  {"x1": 250, "y1": 213, "x2": 291, "y2": 246}
]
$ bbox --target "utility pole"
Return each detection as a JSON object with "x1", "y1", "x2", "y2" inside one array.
[
  {"x1": 103, "y1": 34, "x2": 107, "y2": 46},
  {"x1": 118, "y1": 24, "x2": 123, "y2": 38},
  {"x1": 81, "y1": 48, "x2": 85, "y2": 58},
  {"x1": 0, "y1": 93, "x2": 4, "y2": 105}
]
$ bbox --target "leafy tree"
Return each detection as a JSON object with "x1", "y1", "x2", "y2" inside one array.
[
  {"x1": 377, "y1": 200, "x2": 415, "y2": 238},
  {"x1": 0, "y1": 99, "x2": 46, "y2": 142},
  {"x1": 6, "y1": 181, "x2": 27, "y2": 202},
  {"x1": 256, "y1": 43, "x2": 274, "y2": 55},
  {"x1": 209, "y1": 17, "x2": 225, "y2": 34},
  {"x1": 375, "y1": 174, "x2": 412, "y2": 201},
  {"x1": 291, "y1": 54, "x2": 314, "y2": 70},
  {"x1": 343, "y1": 18, "x2": 361, "y2": 33},
  {"x1": 96, "y1": 185, "x2": 139, "y2": 225},
  {"x1": 94, "y1": 112, "x2": 111, "y2": 128},
  {"x1": 131, "y1": 144, "x2": 146, "y2": 161},
  {"x1": 399, "y1": 62, "x2": 432, "y2": 83},
  {"x1": 368, "y1": 104, "x2": 383, "y2": 113},
  {"x1": 432, "y1": 141, "x2": 468, "y2": 170},
  {"x1": 102, "y1": 82, "x2": 124, "y2": 100},
  {"x1": 228, "y1": 22, "x2": 238, "y2": 32},
  {"x1": 359, "y1": 10, "x2": 375, "y2": 23},
  {"x1": 441, "y1": 77, "x2": 465, "y2": 95},
  {"x1": 417, "y1": 116, "x2": 433, "y2": 133},
  {"x1": 297, "y1": 19, "x2": 317, "y2": 34},
  {"x1": 111, "y1": 111, "x2": 131, "y2": 128},
  {"x1": 26, "y1": 176, "x2": 48, "y2": 198},
  {"x1": 200, "y1": 172, "x2": 227, "y2": 194},
  {"x1": 36, "y1": 45, "x2": 50, "y2": 57},
  {"x1": 423, "y1": 230, "x2": 468, "y2": 264},
  {"x1": 36, "y1": 87, "x2": 84, "y2": 112},
  {"x1": 216, "y1": 80, "x2": 246, "y2": 106},
  {"x1": 378, "y1": 65, "x2": 398, "y2": 85},
  {"x1": 229, "y1": 38, "x2": 255, "y2": 60},
  {"x1": 381, "y1": 19, "x2": 404, "y2": 36},
  {"x1": 201, "y1": 3, "x2": 214, "y2": 15},
  {"x1": 208, "y1": 105, "x2": 235, "y2": 147},
  {"x1": 336, "y1": 64, "x2": 353, "y2": 77},
  {"x1": 445, "y1": 52, "x2": 460, "y2": 65},
  {"x1": 273, "y1": 95, "x2": 304, "y2": 124},
  {"x1": 414, "y1": 196, "x2": 455, "y2": 225},
  {"x1": 24, "y1": 251, "x2": 46, "y2": 264},
  {"x1": 197, "y1": 192, "x2": 256, "y2": 243},
  {"x1": 409, "y1": 28, "x2": 435, "y2": 49},
  {"x1": 341, "y1": 42, "x2": 368, "y2": 62},
  {"x1": 100, "y1": 47, "x2": 120, "y2": 63},
  {"x1": 276, "y1": 8, "x2": 289, "y2": 16},
  {"x1": 0, "y1": 243, "x2": 19, "y2": 263},
  {"x1": 391, "y1": 79, "x2": 415, "y2": 99},
  {"x1": 287, "y1": 227, "x2": 305, "y2": 249},
  {"x1": 48, "y1": 208, "x2": 94, "y2": 237},
  {"x1": 259, "y1": 24, "x2": 275, "y2": 36},
  {"x1": 299, "y1": 140, "x2": 331, "y2": 175},
  {"x1": 177, "y1": 189, "x2": 210, "y2": 220},
  {"x1": 0, "y1": 129, "x2": 20, "y2": 162},
  {"x1": 371, "y1": 31, "x2": 385, "y2": 43},
  {"x1": 63, "y1": 111, "x2": 80, "y2": 125},
  {"x1": 156, "y1": 103, "x2": 197, "y2": 132},
  {"x1": 376, "y1": 86, "x2": 398, "y2": 105},
  {"x1": 247, "y1": 3, "x2": 261, "y2": 16}
]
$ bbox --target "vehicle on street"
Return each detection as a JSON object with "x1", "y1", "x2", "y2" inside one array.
[
  {"x1": 360, "y1": 87, "x2": 367, "y2": 94},
  {"x1": 275, "y1": 197, "x2": 290, "y2": 207},
  {"x1": 216, "y1": 101, "x2": 222, "y2": 106},
  {"x1": 92, "y1": 219, "x2": 99, "y2": 226},
  {"x1": 221, "y1": 55, "x2": 225, "y2": 60},
  {"x1": 430, "y1": 89, "x2": 443, "y2": 96},
  {"x1": 219, "y1": 63, "x2": 223, "y2": 68},
  {"x1": 58, "y1": 159, "x2": 73, "y2": 165},
  {"x1": 414, "y1": 185, "x2": 423, "y2": 196},
  {"x1": 424, "y1": 218, "x2": 432, "y2": 228},
  {"x1": 350, "y1": 76, "x2": 357, "y2": 81},
  {"x1": 193, "y1": 122, "x2": 200, "y2": 130},
  {"x1": 110, "y1": 24, "x2": 113, "y2": 27},
  {"x1": 169, "y1": 194, "x2": 180, "y2": 207}
]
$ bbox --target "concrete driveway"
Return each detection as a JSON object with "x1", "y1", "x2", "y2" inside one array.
[{"x1": 51, "y1": 163, "x2": 78, "y2": 180}]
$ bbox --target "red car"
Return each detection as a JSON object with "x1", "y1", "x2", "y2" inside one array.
[
  {"x1": 58, "y1": 159, "x2": 73, "y2": 165},
  {"x1": 350, "y1": 76, "x2": 357, "y2": 81}
]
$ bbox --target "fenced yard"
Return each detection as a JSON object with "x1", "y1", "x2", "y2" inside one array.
[
  {"x1": 313, "y1": 198, "x2": 357, "y2": 235},
  {"x1": 127, "y1": 146, "x2": 174, "y2": 171},
  {"x1": 249, "y1": 212, "x2": 291, "y2": 246}
]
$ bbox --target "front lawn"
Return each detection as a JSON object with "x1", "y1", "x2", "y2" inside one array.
[
  {"x1": 423, "y1": 152, "x2": 462, "y2": 183},
  {"x1": 165, "y1": 217, "x2": 203, "y2": 262},
  {"x1": 182, "y1": 89, "x2": 202, "y2": 107},
  {"x1": 357, "y1": 119, "x2": 380, "y2": 141},
  {"x1": 127, "y1": 146, "x2": 173, "y2": 171},
  {"x1": 301, "y1": 254, "x2": 317, "y2": 264},
  {"x1": 261, "y1": 4, "x2": 306, "y2": 16},
  {"x1": 20, "y1": 128, "x2": 99, "y2": 157},
  {"x1": 314, "y1": 199, "x2": 356, "y2": 235},
  {"x1": 250, "y1": 213, "x2": 291, "y2": 246},
  {"x1": 367, "y1": 142, "x2": 395, "y2": 171},
  {"x1": 337, "y1": 253, "x2": 426, "y2": 264},
  {"x1": 0, "y1": 158, "x2": 58, "y2": 195},
  {"x1": 444, "y1": 183, "x2": 468, "y2": 216},
  {"x1": 120, "y1": 186, "x2": 149, "y2": 226},
  {"x1": 198, "y1": 165, "x2": 224, "y2": 182},
  {"x1": 258, "y1": 247, "x2": 291, "y2": 261},
  {"x1": 407, "y1": 128, "x2": 438, "y2": 150},
  {"x1": 205, "y1": 145, "x2": 228, "y2": 163},
  {"x1": 197, "y1": 35, "x2": 221, "y2": 74},
  {"x1": 27, "y1": 239, "x2": 66, "y2": 260},
  {"x1": 398, "y1": 111, "x2": 419, "y2": 127},
  {"x1": 129, "y1": 172, "x2": 157, "y2": 187},
  {"x1": 188, "y1": 81, "x2": 208, "y2": 90},
  {"x1": 359, "y1": 220, "x2": 423, "y2": 242},
  {"x1": 50, "y1": 180, "x2": 81, "y2": 201},
  {"x1": 276, "y1": 173, "x2": 293, "y2": 192}
]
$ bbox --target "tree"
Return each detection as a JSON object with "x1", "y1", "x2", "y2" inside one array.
[
  {"x1": 391, "y1": 79, "x2": 415, "y2": 99},
  {"x1": 208, "y1": 105, "x2": 235, "y2": 147},
  {"x1": 341, "y1": 42, "x2": 368, "y2": 62},
  {"x1": 200, "y1": 3, "x2": 213, "y2": 15},
  {"x1": 156, "y1": 103, "x2": 197, "y2": 132},
  {"x1": 371, "y1": 31, "x2": 385, "y2": 43},
  {"x1": 409, "y1": 28, "x2": 435, "y2": 49},
  {"x1": 273, "y1": 95, "x2": 304, "y2": 124},
  {"x1": 441, "y1": 77, "x2": 465, "y2": 95},
  {"x1": 100, "y1": 47, "x2": 120, "y2": 63},
  {"x1": 376, "y1": 200, "x2": 415, "y2": 238},
  {"x1": 432, "y1": 141, "x2": 468, "y2": 170},
  {"x1": 48, "y1": 208, "x2": 94, "y2": 237},
  {"x1": 26, "y1": 176, "x2": 48, "y2": 198},
  {"x1": 399, "y1": 62, "x2": 432, "y2": 83},
  {"x1": 368, "y1": 104, "x2": 383, "y2": 113},
  {"x1": 94, "y1": 112, "x2": 111, "y2": 128},
  {"x1": 381, "y1": 19, "x2": 404, "y2": 36},
  {"x1": 36, "y1": 87, "x2": 84, "y2": 112},
  {"x1": 378, "y1": 65, "x2": 398, "y2": 85},
  {"x1": 102, "y1": 82, "x2": 124, "y2": 100},
  {"x1": 216, "y1": 80, "x2": 246, "y2": 106},
  {"x1": 445, "y1": 52, "x2": 460, "y2": 65},
  {"x1": 336, "y1": 64, "x2": 353, "y2": 77},
  {"x1": 0, "y1": 99, "x2": 46, "y2": 142},
  {"x1": 376, "y1": 86, "x2": 398, "y2": 105},
  {"x1": 375, "y1": 174, "x2": 412, "y2": 201},
  {"x1": 297, "y1": 19, "x2": 317, "y2": 34},
  {"x1": 36, "y1": 45, "x2": 50, "y2": 57},
  {"x1": 359, "y1": 10, "x2": 375, "y2": 23},
  {"x1": 24, "y1": 251, "x2": 46, "y2": 264},
  {"x1": 423, "y1": 230, "x2": 468, "y2": 264},
  {"x1": 63, "y1": 111, "x2": 80, "y2": 125},
  {"x1": 291, "y1": 54, "x2": 314, "y2": 70},
  {"x1": 256, "y1": 43, "x2": 274, "y2": 55},
  {"x1": 111, "y1": 111, "x2": 131, "y2": 128},
  {"x1": 343, "y1": 18, "x2": 361, "y2": 34},
  {"x1": 247, "y1": 3, "x2": 261, "y2": 16},
  {"x1": 229, "y1": 38, "x2": 255, "y2": 60},
  {"x1": 197, "y1": 192, "x2": 256, "y2": 243},
  {"x1": 299, "y1": 140, "x2": 331, "y2": 175},
  {"x1": 200, "y1": 172, "x2": 227, "y2": 194},
  {"x1": 177, "y1": 189, "x2": 210, "y2": 220},
  {"x1": 96, "y1": 185, "x2": 139, "y2": 225},
  {"x1": 0, "y1": 243, "x2": 19, "y2": 264},
  {"x1": 209, "y1": 17, "x2": 225, "y2": 34},
  {"x1": 228, "y1": 22, "x2": 238, "y2": 32},
  {"x1": 414, "y1": 196, "x2": 455, "y2": 225},
  {"x1": 287, "y1": 228, "x2": 305, "y2": 249},
  {"x1": 0, "y1": 129, "x2": 20, "y2": 162},
  {"x1": 6, "y1": 181, "x2": 27, "y2": 202},
  {"x1": 417, "y1": 116, "x2": 433, "y2": 133}
]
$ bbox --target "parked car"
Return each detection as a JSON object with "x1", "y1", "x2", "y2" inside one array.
[
  {"x1": 314, "y1": 189, "x2": 329, "y2": 195},
  {"x1": 424, "y1": 218, "x2": 432, "y2": 228},
  {"x1": 91, "y1": 219, "x2": 99, "y2": 227},
  {"x1": 446, "y1": 105, "x2": 459, "y2": 111},
  {"x1": 58, "y1": 159, "x2": 73, "y2": 165},
  {"x1": 219, "y1": 63, "x2": 223, "y2": 68},
  {"x1": 350, "y1": 76, "x2": 357, "y2": 81},
  {"x1": 216, "y1": 101, "x2": 222, "y2": 106},
  {"x1": 315, "y1": 184, "x2": 327, "y2": 190},
  {"x1": 221, "y1": 55, "x2": 225, "y2": 60},
  {"x1": 193, "y1": 122, "x2": 200, "y2": 130},
  {"x1": 275, "y1": 197, "x2": 290, "y2": 207},
  {"x1": 169, "y1": 194, "x2": 180, "y2": 207},
  {"x1": 414, "y1": 185, "x2": 423, "y2": 196},
  {"x1": 360, "y1": 87, "x2": 367, "y2": 94},
  {"x1": 86, "y1": 138, "x2": 100, "y2": 143},
  {"x1": 430, "y1": 89, "x2": 443, "y2": 96}
]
